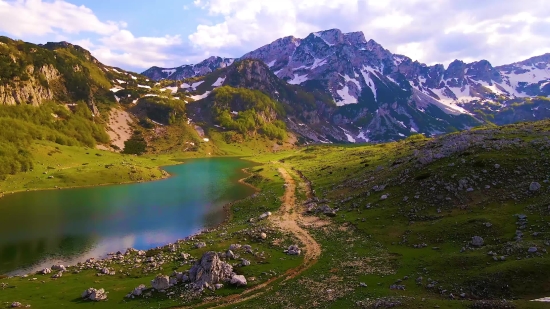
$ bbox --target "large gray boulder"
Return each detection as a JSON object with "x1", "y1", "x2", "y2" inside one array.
[
  {"x1": 151, "y1": 275, "x2": 170, "y2": 290},
  {"x1": 189, "y1": 251, "x2": 234, "y2": 289}
]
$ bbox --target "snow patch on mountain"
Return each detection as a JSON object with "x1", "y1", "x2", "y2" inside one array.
[
  {"x1": 162, "y1": 69, "x2": 176, "y2": 77},
  {"x1": 191, "y1": 91, "x2": 211, "y2": 101},
  {"x1": 339, "y1": 126, "x2": 356, "y2": 142},
  {"x1": 212, "y1": 77, "x2": 226, "y2": 87},
  {"x1": 288, "y1": 74, "x2": 309, "y2": 85},
  {"x1": 336, "y1": 86, "x2": 357, "y2": 106}
]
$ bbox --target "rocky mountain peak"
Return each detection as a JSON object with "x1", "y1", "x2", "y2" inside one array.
[
  {"x1": 313, "y1": 28, "x2": 345, "y2": 46},
  {"x1": 344, "y1": 31, "x2": 367, "y2": 45},
  {"x1": 467, "y1": 60, "x2": 502, "y2": 83}
]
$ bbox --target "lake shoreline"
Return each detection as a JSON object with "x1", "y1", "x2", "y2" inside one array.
[
  {"x1": 0, "y1": 156, "x2": 260, "y2": 276},
  {"x1": 0, "y1": 155, "x2": 257, "y2": 198}
]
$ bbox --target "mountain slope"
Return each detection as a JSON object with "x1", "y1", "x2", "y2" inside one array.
[
  {"x1": 142, "y1": 28, "x2": 550, "y2": 142},
  {"x1": 183, "y1": 59, "x2": 481, "y2": 143}
]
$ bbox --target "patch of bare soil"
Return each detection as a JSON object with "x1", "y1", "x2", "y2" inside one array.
[{"x1": 98, "y1": 108, "x2": 134, "y2": 151}]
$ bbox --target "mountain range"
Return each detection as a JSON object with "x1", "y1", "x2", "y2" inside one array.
[
  {"x1": 142, "y1": 29, "x2": 550, "y2": 142},
  {"x1": 1, "y1": 29, "x2": 549, "y2": 146}
]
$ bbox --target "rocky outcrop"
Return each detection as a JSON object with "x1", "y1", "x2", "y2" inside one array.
[
  {"x1": 0, "y1": 64, "x2": 59, "y2": 106},
  {"x1": 188, "y1": 251, "x2": 234, "y2": 289}
]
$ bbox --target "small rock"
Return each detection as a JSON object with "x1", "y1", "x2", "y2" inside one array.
[
  {"x1": 241, "y1": 259, "x2": 251, "y2": 266},
  {"x1": 39, "y1": 268, "x2": 51, "y2": 275},
  {"x1": 528, "y1": 247, "x2": 538, "y2": 253},
  {"x1": 286, "y1": 245, "x2": 301, "y2": 255},
  {"x1": 258, "y1": 212, "x2": 272, "y2": 220},
  {"x1": 132, "y1": 284, "x2": 146, "y2": 296},
  {"x1": 195, "y1": 242, "x2": 206, "y2": 249},
  {"x1": 471, "y1": 236, "x2": 484, "y2": 247},
  {"x1": 259, "y1": 232, "x2": 267, "y2": 240},
  {"x1": 530, "y1": 182, "x2": 541, "y2": 192},
  {"x1": 230, "y1": 275, "x2": 247, "y2": 286}
]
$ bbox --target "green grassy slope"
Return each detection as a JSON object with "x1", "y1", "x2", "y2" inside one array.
[{"x1": 233, "y1": 120, "x2": 550, "y2": 309}]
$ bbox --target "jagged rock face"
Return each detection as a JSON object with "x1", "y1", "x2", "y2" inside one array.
[
  {"x1": 142, "y1": 56, "x2": 235, "y2": 81},
  {"x1": 188, "y1": 251, "x2": 234, "y2": 288},
  {"x1": 0, "y1": 64, "x2": 59, "y2": 106}
]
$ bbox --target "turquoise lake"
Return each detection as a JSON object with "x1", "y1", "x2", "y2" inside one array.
[{"x1": 0, "y1": 157, "x2": 255, "y2": 275}]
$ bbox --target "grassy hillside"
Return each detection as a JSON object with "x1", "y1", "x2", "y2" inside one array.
[{"x1": 234, "y1": 120, "x2": 550, "y2": 308}]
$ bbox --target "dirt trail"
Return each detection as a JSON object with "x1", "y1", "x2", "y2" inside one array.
[
  {"x1": 182, "y1": 167, "x2": 322, "y2": 308},
  {"x1": 273, "y1": 167, "x2": 321, "y2": 263}
]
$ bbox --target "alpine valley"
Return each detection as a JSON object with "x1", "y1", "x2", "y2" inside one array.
[{"x1": 1, "y1": 25, "x2": 550, "y2": 309}]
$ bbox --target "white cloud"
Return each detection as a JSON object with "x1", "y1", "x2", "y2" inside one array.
[
  {"x1": 0, "y1": 0, "x2": 120, "y2": 36},
  {"x1": 188, "y1": 0, "x2": 550, "y2": 67},
  {"x1": 0, "y1": 0, "x2": 187, "y2": 71}
]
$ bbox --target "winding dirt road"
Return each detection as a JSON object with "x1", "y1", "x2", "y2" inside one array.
[{"x1": 186, "y1": 166, "x2": 321, "y2": 308}]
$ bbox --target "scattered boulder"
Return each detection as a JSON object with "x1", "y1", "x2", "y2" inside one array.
[
  {"x1": 258, "y1": 212, "x2": 272, "y2": 220},
  {"x1": 51, "y1": 265, "x2": 66, "y2": 272},
  {"x1": 51, "y1": 271, "x2": 63, "y2": 278},
  {"x1": 188, "y1": 251, "x2": 234, "y2": 289},
  {"x1": 214, "y1": 283, "x2": 224, "y2": 290},
  {"x1": 286, "y1": 245, "x2": 301, "y2": 255},
  {"x1": 260, "y1": 232, "x2": 267, "y2": 240},
  {"x1": 82, "y1": 288, "x2": 107, "y2": 301},
  {"x1": 471, "y1": 236, "x2": 484, "y2": 247},
  {"x1": 229, "y1": 244, "x2": 241, "y2": 251},
  {"x1": 39, "y1": 268, "x2": 51, "y2": 275},
  {"x1": 380, "y1": 194, "x2": 388, "y2": 200},
  {"x1": 132, "y1": 284, "x2": 146, "y2": 296},
  {"x1": 195, "y1": 242, "x2": 206, "y2": 249},
  {"x1": 151, "y1": 275, "x2": 170, "y2": 290},
  {"x1": 528, "y1": 247, "x2": 538, "y2": 253},
  {"x1": 230, "y1": 275, "x2": 247, "y2": 286},
  {"x1": 11, "y1": 302, "x2": 22, "y2": 308},
  {"x1": 530, "y1": 182, "x2": 542, "y2": 191},
  {"x1": 241, "y1": 259, "x2": 251, "y2": 266}
]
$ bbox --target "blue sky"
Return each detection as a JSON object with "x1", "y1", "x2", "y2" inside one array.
[{"x1": 1, "y1": 0, "x2": 549, "y2": 73}]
